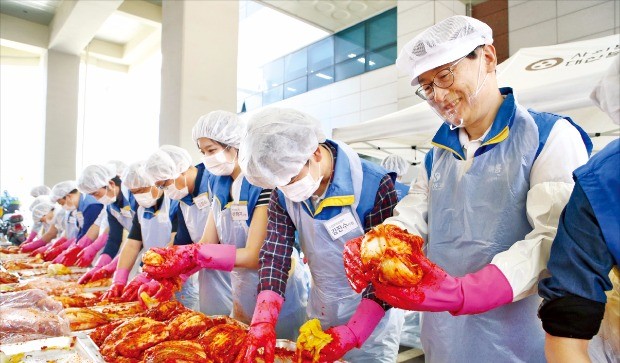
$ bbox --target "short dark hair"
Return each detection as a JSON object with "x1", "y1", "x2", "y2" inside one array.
[{"x1": 466, "y1": 45, "x2": 484, "y2": 59}]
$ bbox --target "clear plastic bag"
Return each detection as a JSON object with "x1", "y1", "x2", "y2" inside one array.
[{"x1": 0, "y1": 289, "x2": 71, "y2": 344}]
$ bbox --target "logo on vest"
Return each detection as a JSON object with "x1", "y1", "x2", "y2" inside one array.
[{"x1": 431, "y1": 172, "x2": 443, "y2": 190}]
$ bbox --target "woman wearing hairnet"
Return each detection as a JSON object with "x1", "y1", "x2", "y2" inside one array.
[
  {"x1": 125, "y1": 144, "x2": 226, "y2": 312},
  {"x1": 381, "y1": 154, "x2": 410, "y2": 201},
  {"x1": 49, "y1": 180, "x2": 105, "y2": 266},
  {"x1": 99, "y1": 162, "x2": 189, "y2": 306},
  {"x1": 344, "y1": 16, "x2": 592, "y2": 362},
  {"x1": 20, "y1": 196, "x2": 62, "y2": 253},
  {"x1": 141, "y1": 111, "x2": 309, "y2": 339},
  {"x1": 23, "y1": 185, "x2": 52, "y2": 243},
  {"x1": 538, "y1": 58, "x2": 620, "y2": 363},
  {"x1": 234, "y1": 108, "x2": 404, "y2": 362},
  {"x1": 76, "y1": 163, "x2": 138, "y2": 278}
]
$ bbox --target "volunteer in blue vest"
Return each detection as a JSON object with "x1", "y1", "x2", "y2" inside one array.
[
  {"x1": 234, "y1": 108, "x2": 404, "y2": 362},
  {"x1": 100, "y1": 161, "x2": 191, "y2": 306},
  {"x1": 538, "y1": 57, "x2": 620, "y2": 363},
  {"x1": 381, "y1": 154, "x2": 410, "y2": 201},
  {"x1": 76, "y1": 163, "x2": 138, "y2": 278},
  {"x1": 50, "y1": 180, "x2": 104, "y2": 265},
  {"x1": 142, "y1": 111, "x2": 309, "y2": 338},
  {"x1": 343, "y1": 15, "x2": 592, "y2": 363},
  {"x1": 138, "y1": 145, "x2": 228, "y2": 313}
]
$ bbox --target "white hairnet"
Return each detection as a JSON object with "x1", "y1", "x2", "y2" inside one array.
[
  {"x1": 145, "y1": 145, "x2": 192, "y2": 182},
  {"x1": 122, "y1": 161, "x2": 154, "y2": 189},
  {"x1": 32, "y1": 197, "x2": 55, "y2": 221},
  {"x1": 192, "y1": 110, "x2": 243, "y2": 149},
  {"x1": 381, "y1": 154, "x2": 410, "y2": 177},
  {"x1": 239, "y1": 107, "x2": 326, "y2": 189},
  {"x1": 30, "y1": 185, "x2": 51, "y2": 198},
  {"x1": 107, "y1": 160, "x2": 127, "y2": 177},
  {"x1": 396, "y1": 15, "x2": 493, "y2": 87},
  {"x1": 50, "y1": 180, "x2": 78, "y2": 203},
  {"x1": 590, "y1": 57, "x2": 620, "y2": 125},
  {"x1": 78, "y1": 164, "x2": 116, "y2": 194},
  {"x1": 29, "y1": 195, "x2": 52, "y2": 211}
]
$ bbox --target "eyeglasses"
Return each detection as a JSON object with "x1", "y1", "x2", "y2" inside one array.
[{"x1": 415, "y1": 55, "x2": 468, "y2": 101}]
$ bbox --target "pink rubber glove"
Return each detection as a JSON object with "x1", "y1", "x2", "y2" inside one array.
[
  {"x1": 76, "y1": 235, "x2": 93, "y2": 248},
  {"x1": 25, "y1": 230, "x2": 37, "y2": 243},
  {"x1": 142, "y1": 243, "x2": 236, "y2": 278},
  {"x1": 78, "y1": 254, "x2": 114, "y2": 284},
  {"x1": 235, "y1": 290, "x2": 283, "y2": 363},
  {"x1": 374, "y1": 262, "x2": 513, "y2": 315},
  {"x1": 53, "y1": 243, "x2": 82, "y2": 266},
  {"x1": 136, "y1": 277, "x2": 182, "y2": 308},
  {"x1": 75, "y1": 233, "x2": 109, "y2": 267},
  {"x1": 20, "y1": 239, "x2": 46, "y2": 252},
  {"x1": 30, "y1": 244, "x2": 49, "y2": 257},
  {"x1": 120, "y1": 272, "x2": 154, "y2": 302},
  {"x1": 43, "y1": 238, "x2": 74, "y2": 261},
  {"x1": 343, "y1": 236, "x2": 373, "y2": 293},
  {"x1": 101, "y1": 267, "x2": 129, "y2": 301},
  {"x1": 316, "y1": 298, "x2": 385, "y2": 361}
]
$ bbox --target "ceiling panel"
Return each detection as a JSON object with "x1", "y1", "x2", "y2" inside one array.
[{"x1": 0, "y1": 0, "x2": 60, "y2": 25}]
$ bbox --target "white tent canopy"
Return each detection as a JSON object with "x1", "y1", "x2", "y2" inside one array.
[{"x1": 333, "y1": 35, "x2": 620, "y2": 166}]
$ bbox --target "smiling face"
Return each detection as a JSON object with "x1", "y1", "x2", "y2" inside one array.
[{"x1": 417, "y1": 45, "x2": 498, "y2": 129}]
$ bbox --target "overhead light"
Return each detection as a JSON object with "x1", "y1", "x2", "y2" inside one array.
[
  {"x1": 287, "y1": 87, "x2": 297, "y2": 92},
  {"x1": 348, "y1": 53, "x2": 356, "y2": 58},
  {"x1": 357, "y1": 57, "x2": 365, "y2": 63},
  {"x1": 315, "y1": 73, "x2": 333, "y2": 80},
  {"x1": 369, "y1": 61, "x2": 376, "y2": 66}
]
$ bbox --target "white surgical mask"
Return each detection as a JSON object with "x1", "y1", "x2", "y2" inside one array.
[
  {"x1": 97, "y1": 186, "x2": 115, "y2": 205},
  {"x1": 134, "y1": 189, "x2": 159, "y2": 208},
  {"x1": 164, "y1": 175, "x2": 189, "y2": 200},
  {"x1": 203, "y1": 148, "x2": 236, "y2": 176},
  {"x1": 279, "y1": 161, "x2": 322, "y2": 203}
]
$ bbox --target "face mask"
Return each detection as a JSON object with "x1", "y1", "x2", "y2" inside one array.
[
  {"x1": 97, "y1": 186, "x2": 115, "y2": 205},
  {"x1": 164, "y1": 175, "x2": 189, "y2": 200},
  {"x1": 203, "y1": 148, "x2": 236, "y2": 176},
  {"x1": 134, "y1": 188, "x2": 159, "y2": 208},
  {"x1": 279, "y1": 161, "x2": 322, "y2": 203}
]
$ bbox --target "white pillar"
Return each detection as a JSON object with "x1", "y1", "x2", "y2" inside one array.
[
  {"x1": 160, "y1": 0, "x2": 239, "y2": 161},
  {"x1": 44, "y1": 50, "x2": 80, "y2": 185}
]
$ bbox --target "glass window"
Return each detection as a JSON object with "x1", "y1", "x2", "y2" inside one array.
[
  {"x1": 367, "y1": 8, "x2": 396, "y2": 51},
  {"x1": 308, "y1": 66, "x2": 334, "y2": 91},
  {"x1": 284, "y1": 48, "x2": 307, "y2": 82},
  {"x1": 284, "y1": 77, "x2": 307, "y2": 99},
  {"x1": 367, "y1": 45, "x2": 397, "y2": 71},
  {"x1": 335, "y1": 57, "x2": 365, "y2": 81},
  {"x1": 245, "y1": 93, "x2": 262, "y2": 111},
  {"x1": 334, "y1": 23, "x2": 365, "y2": 63},
  {"x1": 263, "y1": 85, "x2": 283, "y2": 106},
  {"x1": 308, "y1": 37, "x2": 334, "y2": 73},
  {"x1": 263, "y1": 58, "x2": 283, "y2": 89}
]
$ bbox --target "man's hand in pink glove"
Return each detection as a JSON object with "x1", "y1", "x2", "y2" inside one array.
[
  {"x1": 101, "y1": 268, "x2": 129, "y2": 301},
  {"x1": 234, "y1": 290, "x2": 283, "y2": 363},
  {"x1": 120, "y1": 272, "x2": 154, "y2": 302},
  {"x1": 25, "y1": 230, "x2": 37, "y2": 243},
  {"x1": 316, "y1": 298, "x2": 385, "y2": 362},
  {"x1": 343, "y1": 236, "x2": 373, "y2": 293},
  {"x1": 53, "y1": 243, "x2": 82, "y2": 266},
  {"x1": 373, "y1": 258, "x2": 513, "y2": 315},
  {"x1": 75, "y1": 233, "x2": 109, "y2": 267},
  {"x1": 142, "y1": 243, "x2": 236, "y2": 279},
  {"x1": 78, "y1": 254, "x2": 114, "y2": 284},
  {"x1": 43, "y1": 238, "x2": 74, "y2": 261},
  {"x1": 136, "y1": 277, "x2": 181, "y2": 308},
  {"x1": 20, "y1": 239, "x2": 47, "y2": 253}
]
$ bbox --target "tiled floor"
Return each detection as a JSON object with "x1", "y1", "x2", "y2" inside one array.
[{"x1": 397, "y1": 347, "x2": 424, "y2": 363}]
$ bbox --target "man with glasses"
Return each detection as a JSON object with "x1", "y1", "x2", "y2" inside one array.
[{"x1": 344, "y1": 16, "x2": 593, "y2": 362}]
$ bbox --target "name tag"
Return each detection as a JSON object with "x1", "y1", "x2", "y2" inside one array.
[
  {"x1": 121, "y1": 209, "x2": 132, "y2": 218},
  {"x1": 323, "y1": 212, "x2": 359, "y2": 241},
  {"x1": 230, "y1": 204, "x2": 249, "y2": 221},
  {"x1": 194, "y1": 194, "x2": 211, "y2": 210}
]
